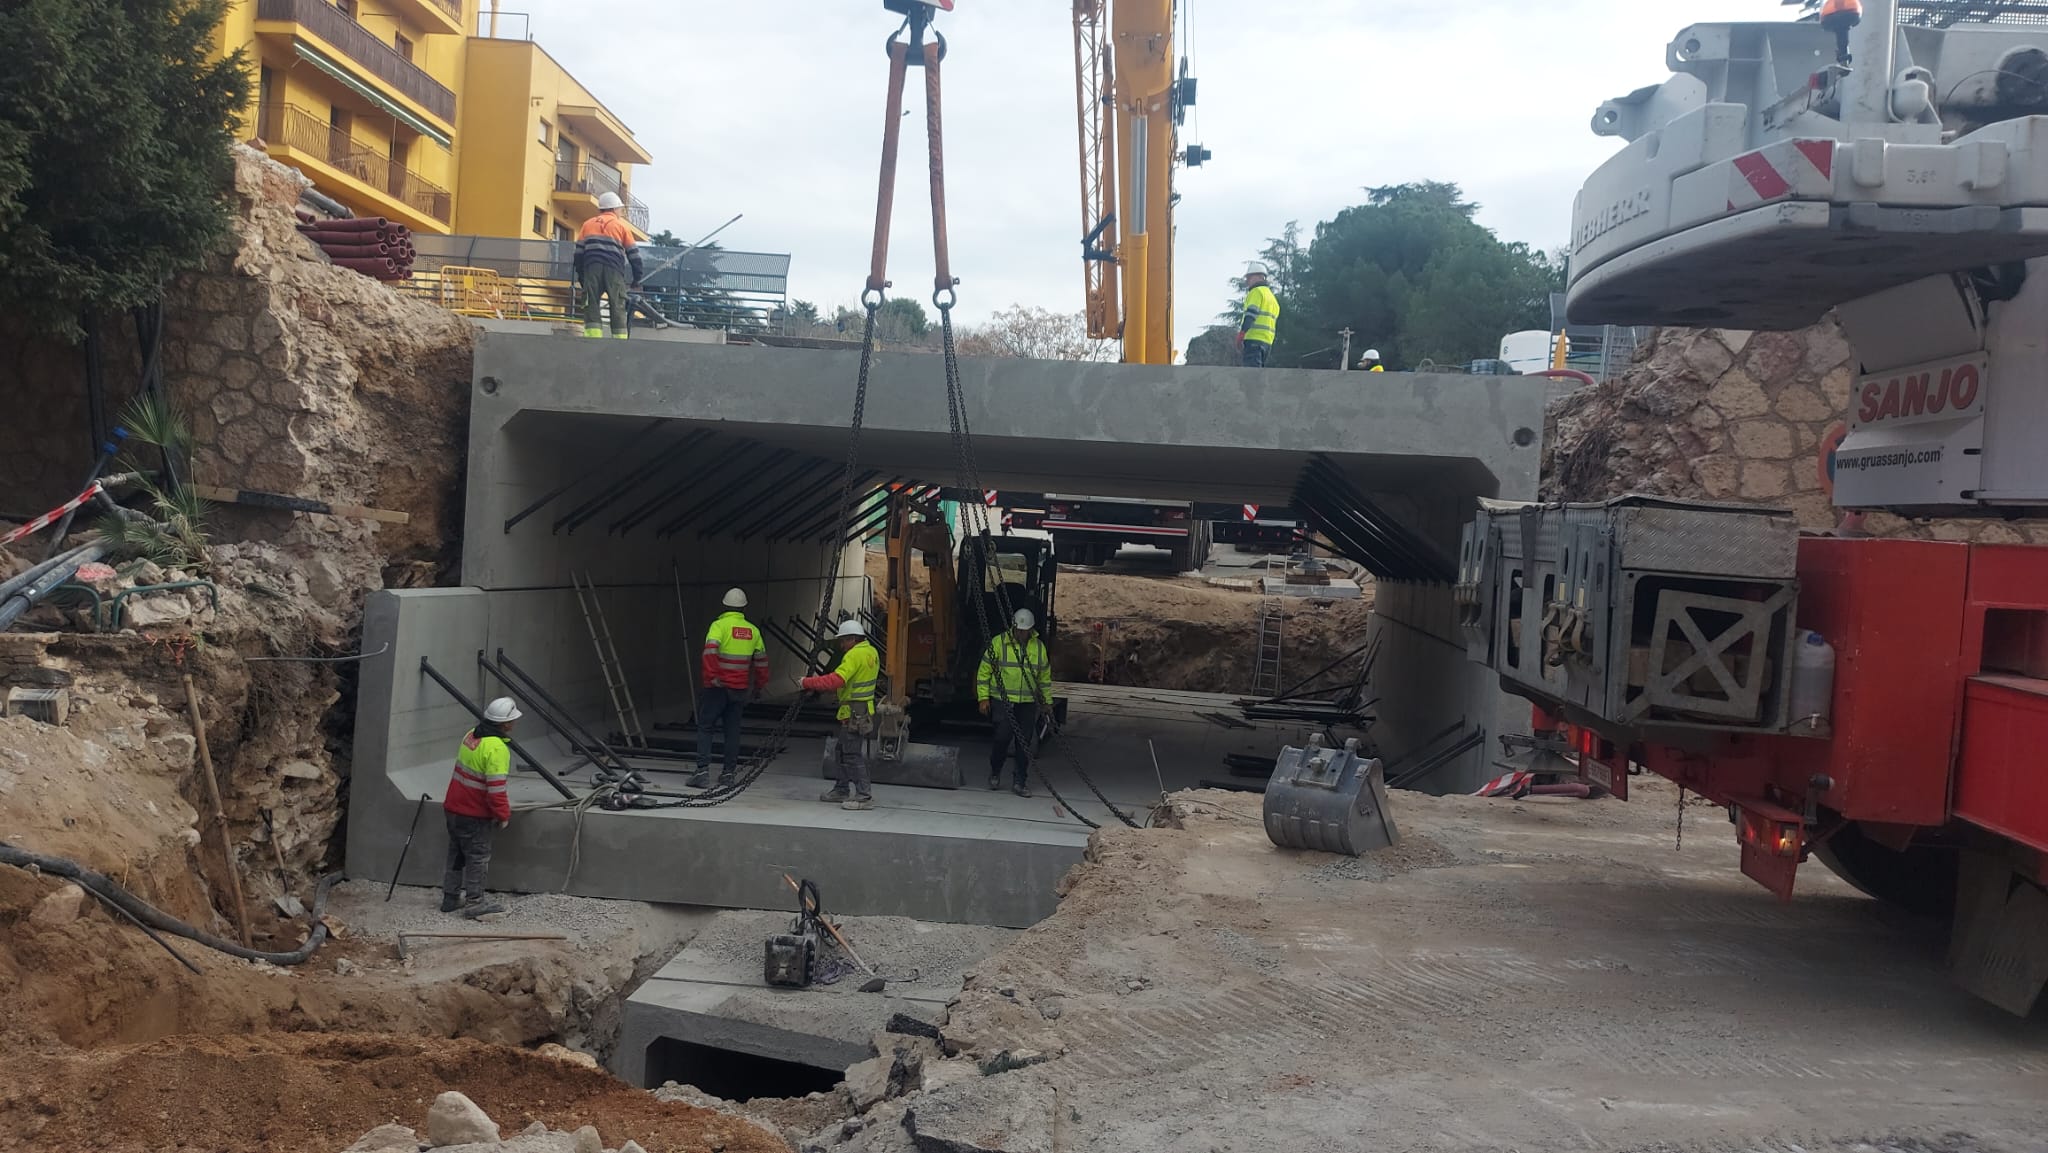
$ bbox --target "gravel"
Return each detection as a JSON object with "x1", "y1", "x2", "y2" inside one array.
[{"x1": 326, "y1": 881, "x2": 691, "y2": 956}]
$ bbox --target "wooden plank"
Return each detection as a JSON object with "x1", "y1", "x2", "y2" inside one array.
[{"x1": 190, "y1": 484, "x2": 410, "y2": 525}]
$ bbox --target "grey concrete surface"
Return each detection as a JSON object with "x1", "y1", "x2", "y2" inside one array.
[{"x1": 614, "y1": 909, "x2": 1015, "y2": 1087}]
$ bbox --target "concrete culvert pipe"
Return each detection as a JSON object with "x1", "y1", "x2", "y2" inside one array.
[{"x1": 0, "y1": 841, "x2": 342, "y2": 967}]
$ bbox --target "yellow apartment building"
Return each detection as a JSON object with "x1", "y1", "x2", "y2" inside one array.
[
  {"x1": 213, "y1": 1, "x2": 650, "y2": 239},
  {"x1": 456, "y1": 37, "x2": 652, "y2": 242}
]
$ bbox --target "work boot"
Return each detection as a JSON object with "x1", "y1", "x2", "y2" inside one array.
[
  {"x1": 1012, "y1": 782, "x2": 1032, "y2": 799},
  {"x1": 439, "y1": 892, "x2": 460, "y2": 913},
  {"x1": 718, "y1": 771, "x2": 736, "y2": 788},
  {"x1": 842, "y1": 794, "x2": 875, "y2": 811},
  {"x1": 820, "y1": 786, "x2": 850, "y2": 804},
  {"x1": 987, "y1": 772, "x2": 1002, "y2": 791},
  {"x1": 688, "y1": 769, "x2": 712, "y2": 789},
  {"x1": 460, "y1": 899, "x2": 506, "y2": 919}
]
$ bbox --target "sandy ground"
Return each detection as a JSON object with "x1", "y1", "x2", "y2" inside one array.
[{"x1": 895, "y1": 776, "x2": 2048, "y2": 1152}]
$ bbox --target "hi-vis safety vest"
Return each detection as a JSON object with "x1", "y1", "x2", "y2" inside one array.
[
  {"x1": 1242, "y1": 284, "x2": 1281, "y2": 346},
  {"x1": 829, "y1": 641, "x2": 880, "y2": 721},
  {"x1": 977, "y1": 633, "x2": 1053, "y2": 705},
  {"x1": 446, "y1": 729, "x2": 511, "y2": 822},
  {"x1": 702, "y1": 611, "x2": 770, "y2": 691}
]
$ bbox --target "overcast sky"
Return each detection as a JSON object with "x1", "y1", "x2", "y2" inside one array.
[{"x1": 500, "y1": 0, "x2": 1791, "y2": 343}]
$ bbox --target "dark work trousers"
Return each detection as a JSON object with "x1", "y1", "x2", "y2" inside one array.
[
  {"x1": 441, "y1": 812, "x2": 496, "y2": 903},
  {"x1": 696, "y1": 686, "x2": 747, "y2": 777},
  {"x1": 989, "y1": 700, "x2": 1042, "y2": 787},
  {"x1": 1241, "y1": 340, "x2": 1270, "y2": 368},
  {"x1": 834, "y1": 708, "x2": 872, "y2": 797},
  {"x1": 580, "y1": 264, "x2": 630, "y2": 335}
]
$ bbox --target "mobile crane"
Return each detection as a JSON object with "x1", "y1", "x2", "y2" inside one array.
[{"x1": 1459, "y1": 0, "x2": 2048, "y2": 1016}]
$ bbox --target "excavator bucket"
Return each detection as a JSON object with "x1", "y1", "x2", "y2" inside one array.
[
  {"x1": 820, "y1": 736, "x2": 962, "y2": 790},
  {"x1": 1262, "y1": 735, "x2": 1398, "y2": 857}
]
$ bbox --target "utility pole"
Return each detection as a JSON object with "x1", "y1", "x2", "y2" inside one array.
[{"x1": 1338, "y1": 328, "x2": 1354, "y2": 372}]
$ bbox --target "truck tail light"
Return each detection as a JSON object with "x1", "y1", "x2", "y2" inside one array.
[
  {"x1": 1165, "y1": 509, "x2": 1189, "y2": 521},
  {"x1": 1739, "y1": 809, "x2": 1802, "y2": 858},
  {"x1": 1049, "y1": 504, "x2": 1070, "y2": 515}
]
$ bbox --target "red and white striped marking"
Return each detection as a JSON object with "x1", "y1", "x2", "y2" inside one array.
[
  {"x1": 1242, "y1": 504, "x2": 1259, "y2": 522},
  {"x1": 1, "y1": 481, "x2": 107, "y2": 546},
  {"x1": 1475, "y1": 770, "x2": 1535, "y2": 799},
  {"x1": 982, "y1": 490, "x2": 999, "y2": 506},
  {"x1": 1725, "y1": 138, "x2": 1835, "y2": 213}
]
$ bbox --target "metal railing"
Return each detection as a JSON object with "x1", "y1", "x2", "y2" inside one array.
[
  {"x1": 419, "y1": 0, "x2": 461, "y2": 23},
  {"x1": 554, "y1": 161, "x2": 651, "y2": 232},
  {"x1": 400, "y1": 233, "x2": 791, "y2": 329},
  {"x1": 255, "y1": 0, "x2": 456, "y2": 122},
  {"x1": 258, "y1": 104, "x2": 452, "y2": 224}
]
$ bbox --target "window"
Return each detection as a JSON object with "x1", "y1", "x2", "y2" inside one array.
[
  {"x1": 394, "y1": 33, "x2": 413, "y2": 62},
  {"x1": 533, "y1": 208, "x2": 547, "y2": 237},
  {"x1": 553, "y1": 222, "x2": 573, "y2": 244},
  {"x1": 333, "y1": 0, "x2": 357, "y2": 18},
  {"x1": 537, "y1": 118, "x2": 552, "y2": 146}
]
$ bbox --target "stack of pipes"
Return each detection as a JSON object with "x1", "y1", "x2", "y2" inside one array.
[{"x1": 293, "y1": 214, "x2": 415, "y2": 281}]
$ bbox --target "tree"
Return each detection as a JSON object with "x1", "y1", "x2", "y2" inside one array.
[
  {"x1": 1217, "y1": 182, "x2": 1558, "y2": 371},
  {"x1": 0, "y1": 0, "x2": 251, "y2": 340},
  {"x1": 1184, "y1": 325, "x2": 1240, "y2": 367},
  {"x1": 646, "y1": 229, "x2": 685, "y2": 247},
  {"x1": 878, "y1": 296, "x2": 930, "y2": 340},
  {"x1": 788, "y1": 299, "x2": 821, "y2": 326},
  {"x1": 957, "y1": 305, "x2": 1115, "y2": 362}
]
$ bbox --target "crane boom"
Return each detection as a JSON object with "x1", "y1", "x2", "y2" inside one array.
[{"x1": 1073, "y1": 0, "x2": 1179, "y2": 364}]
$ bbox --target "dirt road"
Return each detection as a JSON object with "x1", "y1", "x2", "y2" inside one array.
[{"x1": 924, "y1": 777, "x2": 2048, "y2": 1152}]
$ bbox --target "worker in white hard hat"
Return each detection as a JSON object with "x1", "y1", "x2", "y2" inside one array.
[
  {"x1": 1359, "y1": 349, "x2": 1385, "y2": 373},
  {"x1": 572, "y1": 191, "x2": 644, "y2": 339},
  {"x1": 800, "y1": 619, "x2": 881, "y2": 810},
  {"x1": 695, "y1": 587, "x2": 769, "y2": 789},
  {"x1": 441, "y1": 696, "x2": 521, "y2": 917},
  {"x1": 1236, "y1": 261, "x2": 1282, "y2": 369},
  {"x1": 977, "y1": 607, "x2": 1053, "y2": 797}
]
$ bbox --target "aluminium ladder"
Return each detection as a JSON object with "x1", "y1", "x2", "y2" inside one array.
[
  {"x1": 1252, "y1": 598, "x2": 1285, "y2": 699},
  {"x1": 572, "y1": 572, "x2": 646, "y2": 748}
]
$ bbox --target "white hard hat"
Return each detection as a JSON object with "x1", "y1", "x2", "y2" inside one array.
[
  {"x1": 483, "y1": 697, "x2": 522, "y2": 723},
  {"x1": 1245, "y1": 261, "x2": 1270, "y2": 278},
  {"x1": 597, "y1": 192, "x2": 624, "y2": 211},
  {"x1": 1012, "y1": 609, "x2": 1036, "y2": 630},
  {"x1": 1362, "y1": 349, "x2": 1381, "y2": 361},
  {"x1": 835, "y1": 618, "x2": 867, "y2": 639},
  {"x1": 723, "y1": 587, "x2": 748, "y2": 609}
]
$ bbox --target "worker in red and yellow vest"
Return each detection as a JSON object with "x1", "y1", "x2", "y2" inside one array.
[
  {"x1": 573, "y1": 193, "x2": 645, "y2": 339},
  {"x1": 801, "y1": 619, "x2": 881, "y2": 811},
  {"x1": 695, "y1": 587, "x2": 770, "y2": 789},
  {"x1": 1359, "y1": 349, "x2": 1386, "y2": 373},
  {"x1": 442, "y1": 697, "x2": 518, "y2": 918}
]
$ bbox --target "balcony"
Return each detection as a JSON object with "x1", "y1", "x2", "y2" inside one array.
[
  {"x1": 553, "y1": 161, "x2": 651, "y2": 234},
  {"x1": 258, "y1": 104, "x2": 453, "y2": 227},
  {"x1": 254, "y1": 0, "x2": 456, "y2": 124},
  {"x1": 386, "y1": 0, "x2": 464, "y2": 36}
]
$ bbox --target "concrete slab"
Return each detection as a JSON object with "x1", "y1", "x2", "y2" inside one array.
[
  {"x1": 614, "y1": 910, "x2": 1015, "y2": 1089},
  {"x1": 1260, "y1": 577, "x2": 1364, "y2": 599}
]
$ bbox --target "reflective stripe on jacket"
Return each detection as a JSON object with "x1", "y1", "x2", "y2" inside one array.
[
  {"x1": 574, "y1": 212, "x2": 644, "y2": 281},
  {"x1": 1241, "y1": 284, "x2": 1280, "y2": 346},
  {"x1": 702, "y1": 611, "x2": 770, "y2": 691},
  {"x1": 976, "y1": 633, "x2": 1052, "y2": 705},
  {"x1": 446, "y1": 729, "x2": 511, "y2": 822},
  {"x1": 825, "y1": 641, "x2": 880, "y2": 721}
]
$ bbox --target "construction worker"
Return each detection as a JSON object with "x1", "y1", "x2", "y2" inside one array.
[
  {"x1": 695, "y1": 587, "x2": 770, "y2": 789},
  {"x1": 1236, "y1": 261, "x2": 1281, "y2": 368},
  {"x1": 801, "y1": 619, "x2": 881, "y2": 811},
  {"x1": 1359, "y1": 349, "x2": 1385, "y2": 372},
  {"x1": 1821, "y1": 0, "x2": 1862, "y2": 64},
  {"x1": 978, "y1": 608, "x2": 1053, "y2": 798},
  {"x1": 441, "y1": 697, "x2": 518, "y2": 918},
  {"x1": 573, "y1": 192, "x2": 644, "y2": 339}
]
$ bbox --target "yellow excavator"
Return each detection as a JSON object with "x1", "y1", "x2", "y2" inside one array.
[{"x1": 1073, "y1": 0, "x2": 1206, "y2": 365}]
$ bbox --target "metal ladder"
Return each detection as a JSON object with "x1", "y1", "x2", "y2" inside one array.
[
  {"x1": 572, "y1": 572, "x2": 645, "y2": 748},
  {"x1": 1252, "y1": 598, "x2": 1285, "y2": 698}
]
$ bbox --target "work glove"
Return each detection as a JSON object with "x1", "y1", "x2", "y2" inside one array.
[
  {"x1": 496, "y1": 819, "x2": 509, "y2": 830},
  {"x1": 978, "y1": 699, "x2": 991, "y2": 716}
]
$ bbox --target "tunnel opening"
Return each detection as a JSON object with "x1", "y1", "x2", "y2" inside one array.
[{"x1": 641, "y1": 1037, "x2": 845, "y2": 1101}]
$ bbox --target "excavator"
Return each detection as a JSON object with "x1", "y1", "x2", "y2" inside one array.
[{"x1": 1458, "y1": 0, "x2": 2048, "y2": 1015}]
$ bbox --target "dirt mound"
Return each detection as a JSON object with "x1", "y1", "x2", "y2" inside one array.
[
  {"x1": 1051, "y1": 572, "x2": 1374, "y2": 695},
  {"x1": 0, "y1": 1032, "x2": 790, "y2": 1153}
]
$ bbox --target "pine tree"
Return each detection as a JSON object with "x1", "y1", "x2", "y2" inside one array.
[{"x1": 0, "y1": 0, "x2": 251, "y2": 340}]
